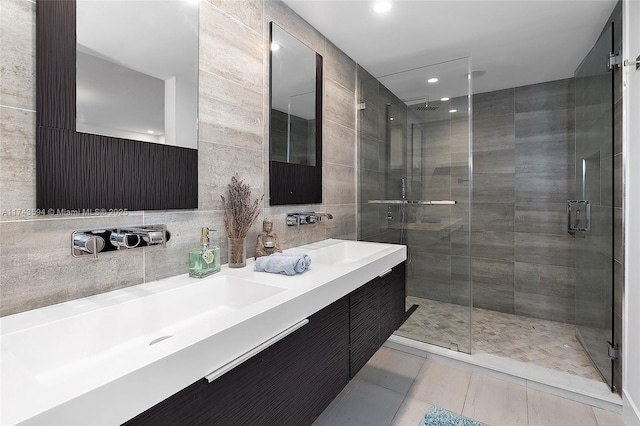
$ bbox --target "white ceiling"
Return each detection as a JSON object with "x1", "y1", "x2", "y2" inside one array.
[{"x1": 282, "y1": 0, "x2": 618, "y2": 100}]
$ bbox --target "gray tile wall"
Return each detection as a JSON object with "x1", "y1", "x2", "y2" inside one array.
[
  {"x1": 474, "y1": 78, "x2": 576, "y2": 323},
  {"x1": 356, "y1": 71, "x2": 580, "y2": 324},
  {"x1": 0, "y1": 0, "x2": 358, "y2": 316},
  {"x1": 360, "y1": 78, "x2": 577, "y2": 323}
]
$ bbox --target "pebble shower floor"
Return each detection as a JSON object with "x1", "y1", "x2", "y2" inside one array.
[{"x1": 396, "y1": 296, "x2": 601, "y2": 381}]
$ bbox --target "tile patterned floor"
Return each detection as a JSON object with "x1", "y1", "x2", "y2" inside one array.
[
  {"x1": 395, "y1": 297, "x2": 602, "y2": 381},
  {"x1": 313, "y1": 347, "x2": 625, "y2": 426}
]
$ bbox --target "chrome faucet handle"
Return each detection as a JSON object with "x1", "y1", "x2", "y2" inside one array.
[
  {"x1": 286, "y1": 214, "x2": 300, "y2": 226},
  {"x1": 121, "y1": 225, "x2": 167, "y2": 247},
  {"x1": 313, "y1": 212, "x2": 333, "y2": 221},
  {"x1": 71, "y1": 224, "x2": 169, "y2": 258},
  {"x1": 72, "y1": 232, "x2": 105, "y2": 258}
]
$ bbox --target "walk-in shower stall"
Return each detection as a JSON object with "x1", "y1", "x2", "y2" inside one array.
[{"x1": 357, "y1": 4, "x2": 622, "y2": 390}]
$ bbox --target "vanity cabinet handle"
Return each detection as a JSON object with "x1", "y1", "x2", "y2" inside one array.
[
  {"x1": 204, "y1": 319, "x2": 309, "y2": 383},
  {"x1": 378, "y1": 268, "x2": 393, "y2": 278}
]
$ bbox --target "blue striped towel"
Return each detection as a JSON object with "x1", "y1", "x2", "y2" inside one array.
[{"x1": 254, "y1": 253, "x2": 312, "y2": 275}]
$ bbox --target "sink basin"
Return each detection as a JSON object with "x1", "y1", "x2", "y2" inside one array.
[
  {"x1": 308, "y1": 241, "x2": 388, "y2": 265},
  {"x1": 2, "y1": 276, "x2": 285, "y2": 385}
]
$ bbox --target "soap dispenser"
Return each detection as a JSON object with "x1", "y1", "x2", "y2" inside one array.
[{"x1": 189, "y1": 227, "x2": 221, "y2": 278}]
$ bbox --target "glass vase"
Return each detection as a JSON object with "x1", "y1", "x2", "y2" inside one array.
[{"x1": 228, "y1": 237, "x2": 247, "y2": 268}]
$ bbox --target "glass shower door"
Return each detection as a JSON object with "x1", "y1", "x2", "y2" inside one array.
[
  {"x1": 573, "y1": 23, "x2": 614, "y2": 389},
  {"x1": 357, "y1": 58, "x2": 472, "y2": 353}
]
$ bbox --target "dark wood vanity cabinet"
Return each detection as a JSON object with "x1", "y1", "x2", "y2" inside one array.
[
  {"x1": 125, "y1": 261, "x2": 406, "y2": 426},
  {"x1": 125, "y1": 296, "x2": 350, "y2": 426},
  {"x1": 350, "y1": 263, "x2": 406, "y2": 377}
]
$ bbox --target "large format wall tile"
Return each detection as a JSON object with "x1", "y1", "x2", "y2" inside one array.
[
  {"x1": 198, "y1": 141, "x2": 265, "y2": 211},
  {"x1": 325, "y1": 41, "x2": 357, "y2": 94},
  {"x1": 472, "y1": 258, "x2": 514, "y2": 291},
  {"x1": 198, "y1": 70, "x2": 264, "y2": 151},
  {"x1": 515, "y1": 138, "x2": 575, "y2": 175},
  {"x1": 324, "y1": 203, "x2": 356, "y2": 240},
  {"x1": 205, "y1": 0, "x2": 263, "y2": 34},
  {"x1": 325, "y1": 78, "x2": 356, "y2": 130},
  {"x1": 471, "y1": 230, "x2": 514, "y2": 262},
  {"x1": 514, "y1": 109, "x2": 575, "y2": 144},
  {"x1": 0, "y1": 0, "x2": 35, "y2": 111},
  {"x1": 473, "y1": 173, "x2": 514, "y2": 203},
  {"x1": 514, "y1": 170, "x2": 575, "y2": 203},
  {"x1": 514, "y1": 292, "x2": 574, "y2": 323},
  {"x1": 0, "y1": 107, "x2": 35, "y2": 212},
  {"x1": 514, "y1": 262, "x2": 575, "y2": 299},
  {"x1": 514, "y1": 78, "x2": 574, "y2": 113},
  {"x1": 514, "y1": 232, "x2": 574, "y2": 267},
  {"x1": 324, "y1": 120, "x2": 356, "y2": 167},
  {"x1": 473, "y1": 286, "x2": 514, "y2": 314},
  {"x1": 200, "y1": 3, "x2": 263, "y2": 91},
  {"x1": 473, "y1": 115, "x2": 515, "y2": 151},
  {"x1": 514, "y1": 202, "x2": 567, "y2": 235},
  {"x1": 0, "y1": 214, "x2": 145, "y2": 316},
  {"x1": 472, "y1": 88, "x2": 514, "y2": 120},
  {"x1": 472, "y1": 202, "x2": 514, "y2": 232},
  {"x1": 324, "y1": 163, "x2": 355, "y2": 205}
]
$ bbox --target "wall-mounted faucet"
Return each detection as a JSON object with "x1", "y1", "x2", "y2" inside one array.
[
  {"x1": 72, "y1": 224, "x2": 169, "y2": 258},
  {"x1": 286, "y1": 212, "x2": 333, "y2": 227}
]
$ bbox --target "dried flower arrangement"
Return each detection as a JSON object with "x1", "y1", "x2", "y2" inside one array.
[{"x1": 221, "y1": 175, "x2": 263, "y2": 266}]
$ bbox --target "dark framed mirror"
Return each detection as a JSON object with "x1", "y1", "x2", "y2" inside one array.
[
  {"x1": 269, "y1": 22, "x2": 322, "y2": 205},
  {"x1": 36, "y1": 0, "x2": 198, "y2": 212}
]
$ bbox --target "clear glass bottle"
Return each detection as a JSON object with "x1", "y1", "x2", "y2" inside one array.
[{"x1": 189, "y1": 227, "x2": 220, "y2": 278}]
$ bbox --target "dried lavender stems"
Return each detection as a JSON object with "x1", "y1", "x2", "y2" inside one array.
[{"x1": 221, "y1": 175, "x2": 263, "y2": 240}]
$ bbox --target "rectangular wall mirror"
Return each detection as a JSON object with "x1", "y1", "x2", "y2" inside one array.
[
  {"x1": 36, "y1": 0, "x2": 198, "y2": 212},
  {"x1": 269, "y1": 22, "x2": 323, "y2": 205}
]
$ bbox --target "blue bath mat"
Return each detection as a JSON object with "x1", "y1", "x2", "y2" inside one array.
[{"x1": 420, "y1": 406, "x2": 485, "y2": 426}]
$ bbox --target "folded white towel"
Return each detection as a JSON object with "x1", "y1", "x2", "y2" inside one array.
[{"x1": 254, "y1": 253, "x2": 312, "y2": 275}]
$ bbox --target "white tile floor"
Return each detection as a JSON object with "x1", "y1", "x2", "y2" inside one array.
[{"x1": 313, "y1": 347, "x2": 626, "y2": 426}]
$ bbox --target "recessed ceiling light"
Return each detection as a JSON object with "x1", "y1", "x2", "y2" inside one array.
[
  {"x1": 372, "y1": 1, "x2": 392, "y2": 14},
  {"x1": 427, "y1": 78, "x2": 438, "y2": 83},
  {"x1": 270, "y1": 42, "x2": 281, "y2": 51},
  {"x1": 390, "y1": 117, "x2": 394, "y2": 121},
  {"x1": 440, "y1": 97, "x2": 450, "y2": 101},
  {"x1": 449, "y1": 109, "x2": 457, "y2": 113},
  {"x1": 147, "y1": 130, "x2": 154, "y2": 134}
]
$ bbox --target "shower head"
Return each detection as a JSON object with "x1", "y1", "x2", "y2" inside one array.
[
  {"x1": 415, "y1": 105, "x2": 438, "y2": 111},
  {"x1": 414, "y1": 95, "x2": 438, "y2": 111}
]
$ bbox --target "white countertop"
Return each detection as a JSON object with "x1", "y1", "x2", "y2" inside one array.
[{"x1": 0, "y1": 239, "x2": 406, "y2": 425}]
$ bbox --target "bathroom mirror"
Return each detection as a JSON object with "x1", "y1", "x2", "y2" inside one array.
[
  {"x1": 36, "y1": 0, "x2": 198, "y2": 211},
  {"x1": 75, "y1": 0, "x2": 198, "y2": 148},
  {"x1": 269, "y1": 22, "x2": 323, "y2": 205}
]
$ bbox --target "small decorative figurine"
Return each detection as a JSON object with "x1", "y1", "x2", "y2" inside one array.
[{"x1": 255, "y1": 217, "x2": 282, "y2": 258}]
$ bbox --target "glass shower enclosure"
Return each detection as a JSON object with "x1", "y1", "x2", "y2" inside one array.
[
  {"x1": 573, "y1": 23, "x2": 615, "y2": 390},
  {"x1": 357, "y1": 58, "x2": 472, "y2": 353}
]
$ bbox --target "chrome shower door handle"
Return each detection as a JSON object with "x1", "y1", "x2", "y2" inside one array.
[{"x1": 567, "y1": 200, "x2": 590, "y2": 233}]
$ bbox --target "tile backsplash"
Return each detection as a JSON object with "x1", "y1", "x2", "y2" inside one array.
[{"x1": 0, "y1": 0, "x2": 357, "y2": 316}]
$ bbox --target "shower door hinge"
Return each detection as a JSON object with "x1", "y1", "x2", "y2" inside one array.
[
  {"x1": 608, "y1": 51, "x2": 621, "y2": 71},
  {"x1": 607, "y1": 341, "x2": 620, "y2": 361}
]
